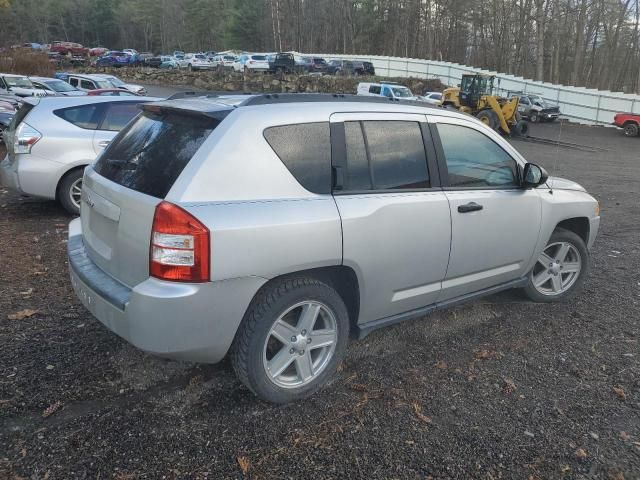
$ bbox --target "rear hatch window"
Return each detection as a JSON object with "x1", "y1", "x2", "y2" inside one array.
[{"x1": 94, "y1": 110, "x2": 225, "y2": 198}]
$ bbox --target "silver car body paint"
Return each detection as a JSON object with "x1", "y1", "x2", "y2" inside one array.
[{"x1": 68, "y1": 96, "x2": 600, "y2": 362}]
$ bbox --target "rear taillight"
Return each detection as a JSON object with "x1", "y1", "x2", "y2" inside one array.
[
  {"x1": 150, "y1": 201, "x2": 210, "y2": 282},
  {"x1": 14, "y1": 122, "x2": 41, "y2": 154}
]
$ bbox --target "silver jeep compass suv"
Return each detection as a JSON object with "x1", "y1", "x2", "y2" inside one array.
[{"x1": 68, "y1": 93, "x2": 600, "y2": 403}]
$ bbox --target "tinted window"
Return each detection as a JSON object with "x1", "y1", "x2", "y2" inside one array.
[
  {"x1": 344, "y1": 122, "x2": 371, "y2": 190},
  {"x1": 54, "y1": 104, "x2": 102, "y2": 129},
  {"x1": 80, "y1": 80, "x2": 95, "y2": 90},
  {"x1": 99, "y1": 103, "x2": 142, "y2": 131},
  {"x1": 368, "y1": 85, "x2": 381, "y2": 94},
  {"x1": 69, "y1": 78, "x2": 78, "y2": 87},
  {"x1": 263, "y1": 122, "x2": 331, "y2": 194},
  {"x1": 95, "y1": 111, "x2": 225, "y2": 198},
  {"x1": 437, "y1": 124, "x2": 519, "y2": 188},
  {"x1": 343, "y1": 121, "x2": 429, "y2": 191}
]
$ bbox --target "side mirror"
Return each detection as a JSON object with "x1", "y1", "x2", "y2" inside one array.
[{"x1": 522, "y1": 163, "x2": 549, "y2": 188}]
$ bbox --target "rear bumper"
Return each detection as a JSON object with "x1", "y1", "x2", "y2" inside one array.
[
  {"x1": 68, "y1": 218, "x2": 267, "y2": 363},
  {"x1": 0, "y1": 153, "x2": 64, "y2": 200}
]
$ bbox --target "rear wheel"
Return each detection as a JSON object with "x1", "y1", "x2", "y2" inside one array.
[
  {"x1": 57, "y1": 168, "x2": 84, "y2": 215},
  {"x1": 231, "y1": 277, "x2": 349, "y2": 403},
  {"x1": 476, "y1": 109, "x2": 499, "y2": 130},
  {"x1": 623, "y1": 122, "x2": 639, "y2": 137},
  {"x1": 523, "y1": 228, "x2": 588, "y2": 302}
]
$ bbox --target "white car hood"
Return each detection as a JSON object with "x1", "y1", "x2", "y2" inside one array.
[
  {"x1": 10, "y1": 87, "x2": 46, "y2": 97},
  {"x1": 123, "y1": 83, "x2": 144, "y2": 93},
  {"x1": 543, "y1": 176, "x2": 586, "y2": 192}
]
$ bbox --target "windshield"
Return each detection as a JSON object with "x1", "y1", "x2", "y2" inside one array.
[
  {"x1": 529, "y1": 95, "x2": 545, "y2": 106},
  {"x1": 105, "y1": 77, "x2": 125, "y2": 87},
  {"x1": 47, "y1": 80, "x2": 77, "y2": 92},
  {"x1": 96, "y1": 80, "x2": 114, "y2": 89},
  {"x1": 392, "y1": 87, "x2": 412, "y2": 98},
  {"x1": 5, "y1": 77, "x2": 33, "y2": 88}
]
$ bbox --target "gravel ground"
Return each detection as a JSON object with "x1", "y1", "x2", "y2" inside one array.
[{"x1": 0, "y1": 118, "x2": 639, "y2": 479}]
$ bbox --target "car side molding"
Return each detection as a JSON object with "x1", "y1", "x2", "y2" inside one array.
[{"x1": 356, "y1": 276, "x2": 528, "y2": 339}]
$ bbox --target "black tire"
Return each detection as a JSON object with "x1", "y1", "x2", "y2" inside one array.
[
  {"x1": 523, "y1": 228, "x2": 589, "y2": 303},
  {"x1": 231, "y1": 277, "x2": 350, "y2": 404},
  {"x1": 476, "y1": 109, "x2": 499, "y2": 130},
  {"x1": 188, "y1": 64, "x2": 193, "y2": 71},
  {"x1": 623, "y1": 122, "x2": 639, "y2": 137},
  {"x1": 57, "y1": 168, "x2": 84, "y2": 215},
  {"x1": 529, "y1": 111, "x2": 539, "y2": 123}
]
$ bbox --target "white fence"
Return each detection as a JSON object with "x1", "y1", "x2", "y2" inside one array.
[{"x1": 311, "y1": 53, "x2": 640, "y2": 126}]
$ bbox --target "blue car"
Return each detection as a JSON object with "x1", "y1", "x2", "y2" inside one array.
[{"x1": 95, "y1": 51, "x2": 137, "y2": 67}]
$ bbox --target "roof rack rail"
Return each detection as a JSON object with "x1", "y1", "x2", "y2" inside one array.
[{"x1": 240, "y1": 93, "x2": 432, "y2": 108}]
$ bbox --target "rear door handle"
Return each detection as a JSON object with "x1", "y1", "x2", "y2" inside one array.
[
  {"x1": 98, "y1": 140, "x2": 110, "y2": 148},
  {"x1": 458, "y1": 202, "x2": 483, "y2": 213}
]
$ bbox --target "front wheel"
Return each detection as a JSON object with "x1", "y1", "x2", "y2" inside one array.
[
  {"x1": 231, "y1": 277, "x2": 349, "y2": 403},
  {"x1": 529, "y1": 111, "x2": 539, "y2": 123},
  {"x1": 523, "y1": 228, "x2": 589, "y2": 302},
  {"x1": 623, "y1": 122, "x2": 639, "y2": 137}
]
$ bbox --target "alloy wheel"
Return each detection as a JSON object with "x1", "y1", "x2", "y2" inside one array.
[
  {"x1": 69, "y1": 177, "x2": 83, "y2": 210},
  {"x1": 263, "y1": 301, "x2": 338, "y2": 389},
  {"x1": 531, "y1": 241, "x2": 582, "y2": 296}
]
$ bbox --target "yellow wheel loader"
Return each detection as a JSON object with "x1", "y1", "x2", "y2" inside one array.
[{"x1": 440, "y1": 74, "x2": 528, "y2": 136}]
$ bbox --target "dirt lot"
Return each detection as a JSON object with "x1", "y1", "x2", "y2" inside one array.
[{"x1": 1, "y1": 121, "x2": 639, "y2": 479}]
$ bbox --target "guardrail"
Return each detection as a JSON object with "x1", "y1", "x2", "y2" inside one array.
[{"x1": 307, "y1": 53, "x2": 640, "y2": 125}]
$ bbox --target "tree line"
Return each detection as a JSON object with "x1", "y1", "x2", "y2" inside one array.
[{"x1": 1, "y1": 0, "x2": 639, "y2": 93}]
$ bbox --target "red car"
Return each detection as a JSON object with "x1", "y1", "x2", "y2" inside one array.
[
  {"x1": 86, "y1": 88, "x2": 139, "y2": 97},
  {"x1": 613, "y1": 112, "x2": 640, "y2": 137},
  {"x1": 49, "y1": 41, "x2": 89, "y2": 56}
]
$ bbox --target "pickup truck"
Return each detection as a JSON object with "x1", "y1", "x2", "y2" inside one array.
[
  {"x1": 613, "y1": 112, "x2": 640, "y2": 137},
  {"x1": 268, "y1": 53, "x2": 296, "y2": 74}
]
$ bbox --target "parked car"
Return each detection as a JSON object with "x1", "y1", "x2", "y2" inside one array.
[
  {"x1": 327, "y1": 59, "x2": 356, "y2": 75},
  {"x1": 301, "y1": 57, "x2": 328, "y2": 74},
  {"x1": 65, "y1": 74, "x2": 117, "y2": 92},
  {"x1": 422, "y1": 91, "x2": 443, "y2": 105},
  {"x1": 29, "y1": 76, "x2": 87, "y2": 96},
  {"x1": 95, "y1": 51, "x2": 136, "y2": 68},
  {"x1": 268, "y1": 53, "x2": 296, "y2": 74},
  {"x1": 233, "y1": 54, "x2": 270, "y2": 72},
  {"x1": 513, "y1": 94, "x2": 560, "y2": 123},
  {"x1": 87, "y1": 89, "x2": 139, "y2": 96},
  {"x1": 93, "y1": 74, "x2": 147, "y2": 96},
  {"x1": 361, "y1": 61, "x2": 375, "y2": 75},
  {"x1": 173, "y1": 51, "x2": 185, "y2": 59},
  {"x1": 212, "y1": 54, "x2": 236, "y2": 70},
  {"x1": 0, "y1": 97, "x2": 17, "y2": 143},
  {"x1": 0, "y1": 74, "x2": 47, "y2": 97},
  {"x1": 357, "y1": 82, "x2": 424, "y2": 102},
  {"x1": 89, "y1": 47, "x2": 108, "y2": 57},
  {"x1": 144, "y1": 57, "x2": 164, "y2": 68},
  {"x1": 50, "y1": 41, "x2": 89, "y2": 56},
  {"x1": 66, "y1": 93, "x2": 599, "y2": 403},
  {"x1": 612, "y1": 112, "x2": 640, "y2": 137},
  {"x1": 159, "y1": 56, "x2": 180, "y2": 69},
  {"x1": 138, "y1": 52, "x2": 154, "y2": 63},
  {"x1": 0, "y1": 95, "x2": 158, "y2": 214},
  {"x1": 185, "y1": 53, "x2": 214, "y2": 71},
  {"x1": 205, "y1": 51, "x2": 217, "y2": 60}
]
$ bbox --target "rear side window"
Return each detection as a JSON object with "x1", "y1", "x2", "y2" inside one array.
[
  {"x1": 342, "y1": 121, "x2": 429, "y2": 191},
  {"x1": 263, "y1": 122, "x2": 331, "y2": 194},
  {"x1": 368, "y1": 85, "x2": 381, "y2": 94},
  {"x1": 80, "y1": 80, "x2": 95, "y2": 90},
  {"x1": 94, "y1": 111, "x2": 225, "y2": 198},
  {"x1": 99, "y1": 103, "x2": 141, "y2": 131},
  {"x1": 54, "y1": 104, "x2": 103, "y2": 129}
]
